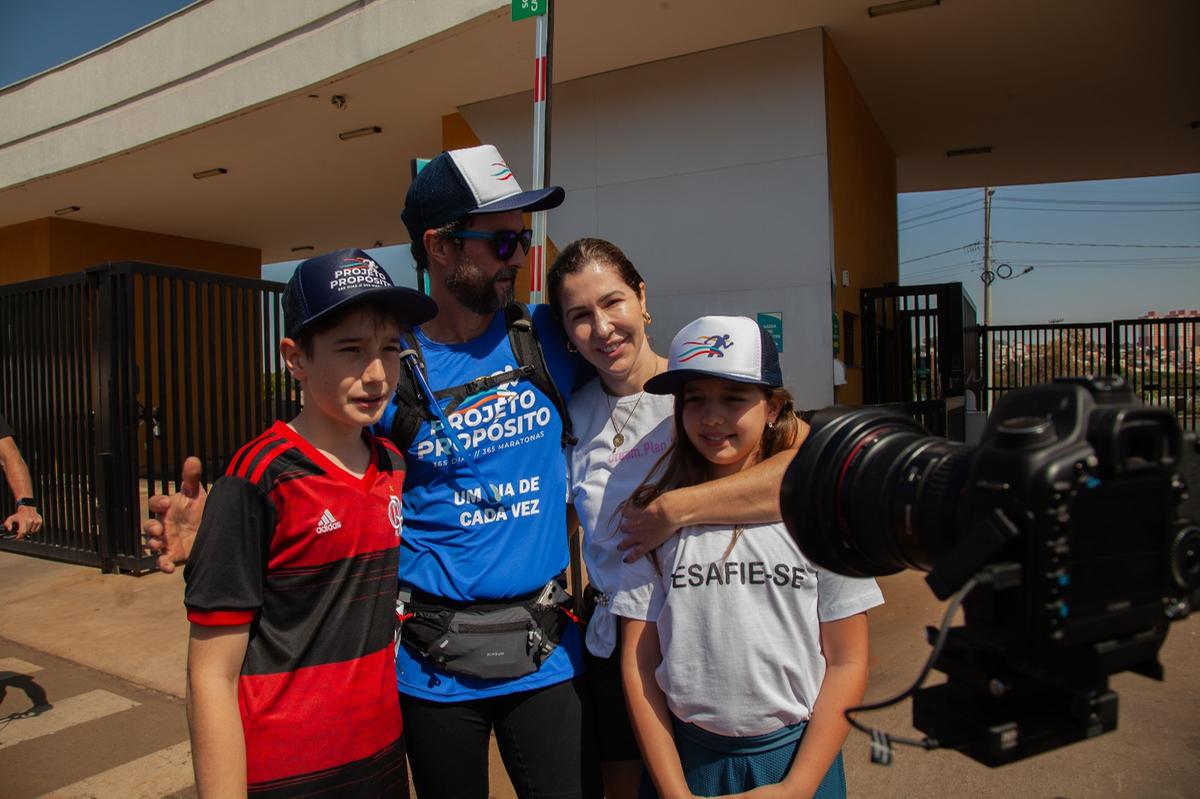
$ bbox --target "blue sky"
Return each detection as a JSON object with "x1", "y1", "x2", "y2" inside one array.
[
  {"x1": 898, "y1": 174, "x2": 1200, "y2": 324},
  {"x1": 5, "y1": 2, "x2": 1198, "y2": 325},
  {"x1": 0, "y1": 0, "x2": 197, "y2": 87}
]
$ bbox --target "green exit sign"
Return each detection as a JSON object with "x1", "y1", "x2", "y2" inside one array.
[
  {"x1": 757, "y1": 312, "x2": 783, "y2": 353},
  {"x1": 512, "y1": 0, "x2": 547, "y2": 21}
]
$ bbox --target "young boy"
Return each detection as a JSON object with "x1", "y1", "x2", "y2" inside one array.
[{"x1": 183, "y1": 248, "x2": 436, "y2": 798}]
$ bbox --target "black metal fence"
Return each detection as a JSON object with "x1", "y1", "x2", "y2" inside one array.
[
  {"x1": 0, "y1": 262, "x2": 299, "y2": 572},
  {"x1": 979, "y1": 317, "x2": 1199, "y2": 431},
  {"x1": 1113, "y1": 317, "x2": 1200, "y2": 430},
  {"x1": 862, "y1": 282, "x2": 1197, "y2": 436}
]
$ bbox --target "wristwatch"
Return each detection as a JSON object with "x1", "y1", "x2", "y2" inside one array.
[{"x1": 16, "y1": 497, "x2": 36, "y2": 507}]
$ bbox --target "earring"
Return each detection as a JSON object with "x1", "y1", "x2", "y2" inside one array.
[
  {"x1": 566, "y1": 341, "x2": 578, "y2": 353},
  {"x1": 642, "y1": 311, "x2": 652, "y2": 326}
]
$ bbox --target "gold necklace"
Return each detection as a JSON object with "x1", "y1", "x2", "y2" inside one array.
[
  {"x1": 607, "y1": 390, "x2": 646, "y2": 451},
  {"x1": 606, "y1": 357, "x2": 662, "y2": 451}
]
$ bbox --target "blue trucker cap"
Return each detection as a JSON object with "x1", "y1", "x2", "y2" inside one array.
[
  {"x1": 401, "y1": 144, "x2": 565, "y2": 242},
  {"x1": 282, "y1": 248, "x2": 437, "y2": 338}
]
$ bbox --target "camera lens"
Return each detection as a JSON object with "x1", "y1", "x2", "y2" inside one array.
[{"x1": 781, "y1": 407, "x2": 974, "y2": 577}]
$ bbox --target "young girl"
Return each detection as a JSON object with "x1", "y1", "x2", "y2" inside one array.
[{"x1": 611, "y1": 315, "x2": 883, "y2": 798}]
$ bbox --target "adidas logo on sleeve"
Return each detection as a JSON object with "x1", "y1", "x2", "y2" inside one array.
[{"x1": 316, "y1": 509, "x2": 343, "y2": 534}]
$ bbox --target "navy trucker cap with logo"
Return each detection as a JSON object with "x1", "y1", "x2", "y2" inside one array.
[{"x1": 282, "y1": 248, "x2": 437, "y2": 338}]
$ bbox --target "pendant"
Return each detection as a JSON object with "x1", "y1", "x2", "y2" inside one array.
[{"x1": 612, "y1": 433, "x2": 625, "y2": 450}]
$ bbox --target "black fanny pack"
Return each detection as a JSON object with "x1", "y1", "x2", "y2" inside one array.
[{"x1": 399, "y1": 577, "x2": 571, "y2": 680}]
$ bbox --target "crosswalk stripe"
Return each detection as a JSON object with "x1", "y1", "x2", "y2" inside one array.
[
  {"x1": 38, "y1": 740, "x2": 194, "y2": 799},
  {"x1": 0, "y1": 689, "x2": 140, "y2": 750},
  {"x1": 0, "y1": 656, "x2": 43, "y2": 676}
]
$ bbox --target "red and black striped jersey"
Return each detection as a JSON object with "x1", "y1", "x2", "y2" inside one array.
[{"x1": 184, "y1": 421, "x2": 407, "y2": 797}]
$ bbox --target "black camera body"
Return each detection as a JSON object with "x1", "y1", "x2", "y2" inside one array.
[{"x1": 782, "y1": 376, "x2": 1199, "y2": 766}]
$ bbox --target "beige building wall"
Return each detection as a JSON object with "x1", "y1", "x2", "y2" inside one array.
[
  {"x1": 461, "y1": 29, "x2": 839, "y2": 410},
  {"x1": 459, "y1": 28, "x2": 901, "y2": 409}
]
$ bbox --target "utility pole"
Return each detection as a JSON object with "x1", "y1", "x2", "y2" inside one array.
[
  {"x1": 982, "y1": 186, "x2": 995, "y2": 325},
  {"x1": 982, "y1": 186, "x2": 995, "y2": 410}
]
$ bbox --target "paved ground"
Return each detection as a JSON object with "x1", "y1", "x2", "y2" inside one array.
[
  {"x1": 0, "y1": 638, "x2": 194, "y2": 799},
  {"x1": 0, "y1": 550, "x2": 1197, "y2": 797}
]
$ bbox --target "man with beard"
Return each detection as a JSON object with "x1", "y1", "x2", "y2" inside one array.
[{"x1": 381, "y1": 144, "x2": 596, "y2": 797}]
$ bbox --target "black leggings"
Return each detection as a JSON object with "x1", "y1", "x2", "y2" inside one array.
[{"x1": 400, "y1": 678, "x2": 601, "y2": 799}]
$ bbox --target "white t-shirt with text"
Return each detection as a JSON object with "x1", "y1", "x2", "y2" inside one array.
[{"x1": 611, "y1": 521, "x2": 884, "y2": 737}]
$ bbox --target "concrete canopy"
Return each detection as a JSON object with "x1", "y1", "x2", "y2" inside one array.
[{"x1": 0, "y1": 0, "x2": 1196, "y2": 264}]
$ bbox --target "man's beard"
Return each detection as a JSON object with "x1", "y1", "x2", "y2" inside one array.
[{"x1": 444, "y1": 255, "x2": 517, "y2": 315}]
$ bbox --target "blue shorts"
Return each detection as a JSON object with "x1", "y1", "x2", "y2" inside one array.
[{"x1": 639, "y1": 717, "x2": 847, "y2": 798}]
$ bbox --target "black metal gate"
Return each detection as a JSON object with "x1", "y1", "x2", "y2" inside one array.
[
  {"x1": 861, "y1": 282, "x2": 980, "y2": 436},
  {"x1": 0, "y1": 262, "x2": 300, "y2": 572}
]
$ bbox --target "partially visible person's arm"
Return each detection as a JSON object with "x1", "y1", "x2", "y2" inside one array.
[
  {"x1": 186, "y1": 623, "x2": 250, "y2": 798},
  {"x1": 621, "y1": 618, "x2": 695, "y2": 799},
  {"x1": 142, "y1": 456, "x2": 206, "y2": 572},
  {"x1": 730, "y1": 613, "x2": 870, "y2": 799},
  {"x1": 0, "y1": 435, "x2": 42, "y2": 539},
  {"x1": 619, "y1": 418, "x2": 809, "y2": 560}
]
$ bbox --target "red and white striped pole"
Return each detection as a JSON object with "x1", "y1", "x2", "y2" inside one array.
[{"x1": 528, "y1": 1, "x2": 553, "y2": 304}]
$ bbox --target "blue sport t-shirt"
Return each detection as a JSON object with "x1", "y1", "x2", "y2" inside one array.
[{"x1": 376, "y1": 304, "x2": 587, "y2": 701}]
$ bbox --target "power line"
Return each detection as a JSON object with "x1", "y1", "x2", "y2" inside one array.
[
  {"x1": 993, "y1": 239, "x2": 1200, "y2": 249},
  {"x1": 1008, "y1": 189, "x2": 1200, "y2": 195},
  {"x1": 906, "y1": 261, "x2": 980, "y2": 275},
  {"x1": 900, "y1": 242, "x2": 981, "y2": 264},
  {"x1": 907, "y1": 259, "x2": 1200, "y2": 280},
  {"x1": 899, "y1": 206, "x2": 983, "y2": 231},
  {"x1": 1022, "y1": 266, "x2": 1200, "y2": 272},
  {"x1": 905, "y1": 262, "x2": 983, "y2": 279},
  {"x1": 992, "y1": 205, "x2": 1200, "y2": 214},
  {"x1": 1017, "y1": 257, "x2": 1198, "y2": 265},
  {"x1": 898, "y1": 189, "x2": 978, "y2": 215},
  {"x1": 898, "y1": 198, "x2": 981, "y2": 225},
  {"x1": 1000, "y1": 196, "x2": 1200, "y2": 207}
]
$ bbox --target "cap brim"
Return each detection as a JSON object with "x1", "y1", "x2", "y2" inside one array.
[
  {"x1": 644, "y1": 369, "x2": 774, "y2": 395},
  {"x1": 294, "y1": 286, "x2": 438, "y2": 336},
  {"x1": 467, "y1": 186, "x2": 565, "y2": 216}
]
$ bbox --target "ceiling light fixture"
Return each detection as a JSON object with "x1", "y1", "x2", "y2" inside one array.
[
  {"x1": 192, "y1": 167, "x2": 228, "y2": 179},
  {"x1": 946, "y1": 146, "x2": 993, "y2": 158},
  {"x1": 338, "y1": 126, "x2": 382, "y2": 141},
  {"x1": 291, "y1": 245, "x2": 315, "y2": 253},
  {"x1": 868, "y1": 0, "x2": 940, "y2": 17},
  {"x1": 54, "y1": 205, "x2": 81, "y2": 216}
]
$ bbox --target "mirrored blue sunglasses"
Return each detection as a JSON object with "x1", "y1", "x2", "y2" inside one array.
[{"x1": 448, "y1": 228, "x2": 534, "y2": 261}]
